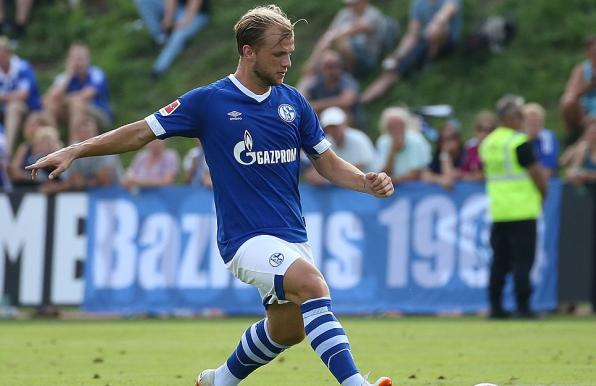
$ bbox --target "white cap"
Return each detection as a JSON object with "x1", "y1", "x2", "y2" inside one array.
[{"x1": 320, "y1": 107, "x2": 347, "y2": 128}]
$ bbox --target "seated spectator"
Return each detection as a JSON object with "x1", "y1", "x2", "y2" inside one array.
[
  {"x1": 0, "y1": 36, "x2": 41, "y2": 155},
  {"x1": 302, "y1": 50, "x2": 365, "y2": 129},
  {"x1": 42, "y1": 115, "x2": 123, "y2": 193},
  {"x1": 0, "y1": 0, "x2": 34, "y2": 41},
  {"x1": 362, "y1": 0, "x2": 461, "y2": 103},
  {"x1": 523, "y1": 102, "x2": 560, "y2": 177},
  {"x1": 25, "y1": 126, "x2": 63, "y2": 189},
  {"x1": 123, "y1": 138, "x2": 179, "y2": 189},
  {"x1": 134, "y1": 0, "x2": 210, "y2": 78},
  {"x1": 422, "y1": 119, "x2": 464, "y2": 189},
  {"x1": 299, "y1": 0, "x2": 386, "y2": 86},
  {"x1": 560, "y1": 34, "x2": 596, "y2": 144},
  {"x1": 303, "y1": 106, "x2": 375, "y2": 185},
  {"x1": 566, "y1": 116, "x2": 596, "y2": 184},
  {"x1": 183, "y1": 139, "x2": 211, "y2": 187},
  {"x1": 461, "y1": 110, "x2": 496, "y2": 181},
  {"x1": 376, "y1": 106, "x2": 431, "y2": 184},
  {"x1": 8, "y1": 111, "x2": 53, "y2": 185},
  {"x1": 43, "y1": 42, "x2": 112, "y2": 142}
]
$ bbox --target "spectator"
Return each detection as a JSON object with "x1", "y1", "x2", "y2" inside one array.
[
  {"x1": 362, "y1": 0, "x2": 461, "y2": 103},
  {"x1": 461, "y1": 110, "x2": 496, "y2": 181},
  {"x1": 8, "y1": 111, "x2": 53, "y2": 185},
  {"x1": 26, "y1": 125, "x2": 63, "y2": 187},
  {"x1": 0, "y1": 36, "x2": 41, "y2": 155},
  {"x1": 523, "y1": 102, "x2": 560, "y2": 177},
  {"x1": 560, "y1": 34, "x2": 596, "y2": 144},
  {"x1": 43, "y1": 115, "x2": 123, "y2": 193},
  {"x1": 183, "y1": 139, "x2": 211, "y2": 187},
  {"x1": 134, "y1": 0, "x2": 210, "y2": 78},
  {"x1": 43, "y1": 42, "x2": 112, "y2": 142},
  {"x1": 299, "y1": 0, "x2": 386, "y2": 86},
  {"x1": 566, "y1": 116, "x2": 596, "y2": 184},
  {"x1": 0, "y1": 0, "x2": 33, "y2": 41},
  {"x1": 422, "y1": 119, "x2": 464, "y2": 189},
  {"x1": 122, "y1": 138, "x2": 179, "y2": 189},
  {"x1": 376, "y1": 106, "x2": 431, "y2": 184},
  {"x1": 303, "y1": 106, "x2": 375, "y2": 185},
  {"x1": 302, "y1": 50, "x2": 365, "y2": 129}
]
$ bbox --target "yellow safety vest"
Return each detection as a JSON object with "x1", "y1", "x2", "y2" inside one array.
[{"x1": 479, "y1": 127, "x2": 541, "y2": 222}]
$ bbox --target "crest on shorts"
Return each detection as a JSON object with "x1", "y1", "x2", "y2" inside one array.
[
  {"x1": 159, "y1": 99, "x2": 180, "y2": 116},
  {"x1": 269, "y1": 252, "x2": 285, "y2": 267}
]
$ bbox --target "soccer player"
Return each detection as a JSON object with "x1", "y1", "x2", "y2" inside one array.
[{"x1": 26, "y1": 5, "x2": 394, "y2": 386}]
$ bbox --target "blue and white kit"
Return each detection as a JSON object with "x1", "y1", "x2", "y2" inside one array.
[{"x1": 145, "y1": 74, "x2": 331, "y2": 305}]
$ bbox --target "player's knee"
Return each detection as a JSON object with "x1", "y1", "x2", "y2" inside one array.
[{"x1": 293, "y1": 272, "x2": 329, "y2": 303}]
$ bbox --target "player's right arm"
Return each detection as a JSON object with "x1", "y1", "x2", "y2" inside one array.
[{"x1": 26, "y1": 120, "x2": 155, "y2": 180}]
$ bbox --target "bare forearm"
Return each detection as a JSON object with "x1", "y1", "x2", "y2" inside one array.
[
  {"x1": 72, "y1": 120, "x2": 155, "y2": 159},
  {"x1": 312, "y1": 151, "x2": 366, "y2": 192}
]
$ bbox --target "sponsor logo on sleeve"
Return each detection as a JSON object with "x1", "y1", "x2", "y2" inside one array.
[{"x1": 159, "y1": 99, "x2": 181, "y2": 116}]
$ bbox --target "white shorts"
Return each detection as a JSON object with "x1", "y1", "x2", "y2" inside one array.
[{"x1": 226, "y1": 235, "x2": 314, "y2": 307}]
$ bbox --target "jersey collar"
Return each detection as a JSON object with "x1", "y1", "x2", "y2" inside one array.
[{"x1": 228, "y1": 74, "x2": 271, "y2": 103}]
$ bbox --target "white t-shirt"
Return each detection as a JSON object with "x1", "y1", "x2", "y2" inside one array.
[
  {"x1": 376, "y1": 129, "x2": 431, "y2": 177},
  {"x1": 327, "y1": 127, "x2": 376, "y2": 172}
]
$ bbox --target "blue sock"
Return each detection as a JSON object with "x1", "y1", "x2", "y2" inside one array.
[
  {"x1": 219, "y1": 318, "x2": 287, "y2": 384},
  {"x1": 301, "y1": 297, "x2": 364, "y2": 385}
]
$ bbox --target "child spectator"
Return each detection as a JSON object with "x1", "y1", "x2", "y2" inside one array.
[
  {"x1": 8, "y1": 111, "x2": 53, "y2": 185},
  {"x1": 43, "y1": 42, "x2": 112, "y2": 142},
  {"x1": 26, "y1": 126, "x2": 63, "y2": 189},
  {"x1": 362, "y1": 0, "x2": 462, "y2": 103},
  {"x1": 422, "y1": 119, "x2": 464, "y2": 189},
  {"x1": 123, "y1": 138, "x2": 179, "y2": 190},
  {"x1": 523, "y1": 102, "x2": 560, "y2": 177},
  {"x1": 461, "y1": 110, "x2": 496, "y2": 181},
  {"x1": 375, "y1": 106, "x2": 431, "y2": 184},
  {"x1": 134, "y1": 0, "x2": 210, "y2": 78},
  {"x1": 0, "y1": 36, "x2": 41, "y2": 155}
]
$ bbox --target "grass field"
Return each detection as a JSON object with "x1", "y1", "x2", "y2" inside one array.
[{"x1": 1, "y1": 316, "x2": 595, "y2": 386}]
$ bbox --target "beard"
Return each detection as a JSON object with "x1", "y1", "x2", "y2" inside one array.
[{"x1": 253, "y1": 63, "x2": 283, "y2": 87}]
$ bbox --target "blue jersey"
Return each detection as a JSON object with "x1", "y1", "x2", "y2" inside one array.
[
  {"x1": 53, "y1": 65, "x2": 112, "y2": 121},
  {"x1": 0, "y1": 55, "x2": 41, "y2": 111},
  {"x1": 146, "y1": 75, "x2": 331, "y2": 262}
]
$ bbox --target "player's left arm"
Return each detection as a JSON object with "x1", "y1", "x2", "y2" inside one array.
[{"x1": 310, "y1": 149, "x2": 394, "y2": 198}]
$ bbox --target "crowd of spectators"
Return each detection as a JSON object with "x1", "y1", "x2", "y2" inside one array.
[{"x1": 0, "y1": 2, "x2": 594, "y2": 195}]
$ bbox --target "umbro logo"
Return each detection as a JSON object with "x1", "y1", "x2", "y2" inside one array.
[{"x1": 227, "y1": 111, "x2": 242, "y2": 120}]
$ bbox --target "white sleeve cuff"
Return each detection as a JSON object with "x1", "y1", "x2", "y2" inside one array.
[
  {"x1": 313, "y1": 138, "x2": 331, "y2": 154},
  {"x1": 145, "y1": 114, "x2": 166, "y2": 137}
]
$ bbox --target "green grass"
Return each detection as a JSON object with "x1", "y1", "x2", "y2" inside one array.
[{"x1": 1, "y1": 316, "x2": 595, "y2": 385}]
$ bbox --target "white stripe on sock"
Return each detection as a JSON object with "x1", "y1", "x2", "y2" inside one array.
[
  {"x1": 250, "y1": 324, "x2": 276, "y2": 359},
  {"x1": 315, "y1": 335, "x2": 350, "y2": 357},
  {"x1": 240, "y1": 334, "x2": 268, "y2": 365},
  {"x1": 307, "y1": 320, "x2": 343, "y2": 342}
]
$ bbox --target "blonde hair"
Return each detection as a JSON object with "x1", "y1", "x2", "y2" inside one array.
[
  {"x1": 523, "y1": 102, "x2": 546, "y2": 120},
  {"x1": 32, "y1": 126, "x2": 60, "y2": 144},
  {"x1": 234, "y1": 5, "x2": 294, "y2": 55},
  {"x1": 379, "y1": 106, "x2": 420, "y2": 133}
]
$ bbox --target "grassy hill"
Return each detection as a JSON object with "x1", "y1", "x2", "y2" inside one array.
[{"x1": 17, "y1": 0, "x2": 596, "y2": 162}]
